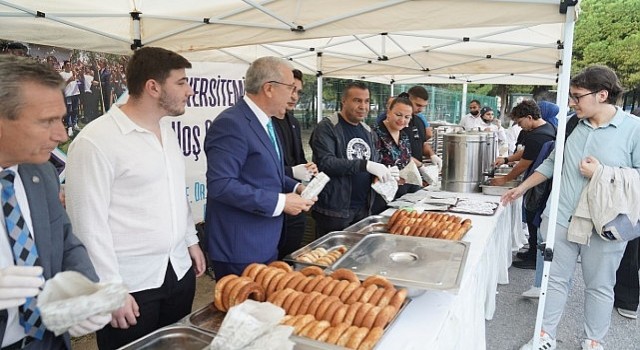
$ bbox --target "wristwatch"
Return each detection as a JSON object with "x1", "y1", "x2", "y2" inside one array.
[{"x1": 503, "y1": 157, "x2": 509, "y2": 164}]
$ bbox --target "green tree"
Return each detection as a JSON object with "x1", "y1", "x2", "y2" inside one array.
[{"x1": 573, "y1": 0, "x2": 640, "y2": 88}]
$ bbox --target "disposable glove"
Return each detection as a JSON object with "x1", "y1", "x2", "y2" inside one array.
[
  {"x1": 69, "y1": 313, "x2": 112, "y2": 337},
  {"x1": 419, "y1": 165, "x2": 438, "y2": 184},
  {"x1": 389, "y1": 166, "x2": 400, "y2": 181},
  {"x1": 292, "y1": 164, "x2": 312, "y2": 182},
  {"x1": 0, "y1": 266, "x2": 44, "y2": 309},
  {"x1": 366, "y1": 161, "x2": 392, "y2": 183},
  {"x1": 430, "y1": 154, "x2": 443, "y2": 171}
]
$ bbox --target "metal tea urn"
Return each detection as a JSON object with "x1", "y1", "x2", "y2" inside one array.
[{"x1": 441, "y1": 131, "x2": 496, "y2": 193}]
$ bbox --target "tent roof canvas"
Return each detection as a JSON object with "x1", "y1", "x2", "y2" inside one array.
[{"x1": 0, "y1": 0, "x2": 576, "y2": 85}]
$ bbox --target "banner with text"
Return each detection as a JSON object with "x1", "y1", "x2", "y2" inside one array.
[{"x1": 162, "y1": 61, "x2": 248, "y2": 223}]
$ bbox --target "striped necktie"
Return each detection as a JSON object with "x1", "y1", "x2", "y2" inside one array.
[
  {"x1": 266, "y1": 119, "x2": 281, "y2": 160},
  {"x1": 1, "y1": 169, "x2": 45, "y2": 340}
]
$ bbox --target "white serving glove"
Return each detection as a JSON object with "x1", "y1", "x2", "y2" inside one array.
[
  {"x1": 389, "y1": 166, "x2": 400, "y2": 181},
  {"x1": 418, "y1": 165, "x2": 433, "y2": 184},
  {"x1": 0, "y1": 266, "x2": 43, "y2": 309},
  {"x1": 366, "y1": 161, "x2": 393, "y2": 183},
  {"x1": 430, "y1": 154, "x2": 443, "y2": 171},
  {"x1": 291, "y1": 164, "x2": 312, "y2": 182},
  {"x1": 68, "y1": 313, "x2": 112, "y2": 337}
]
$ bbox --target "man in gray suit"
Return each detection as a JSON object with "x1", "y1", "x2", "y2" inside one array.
[{"x1": 0, "y1": 56, "x2": 110, "y2": 349}]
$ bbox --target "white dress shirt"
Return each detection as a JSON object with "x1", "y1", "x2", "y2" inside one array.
[
  {"x1": 459, "y1": 113, "x2": 486, "y2": 130},
  {"x1": 243, "y1": 95, "x2": 289, "y2": 216},
  {"x1": 59, "y1": 71, "x2": 80, "y2": 97},
  {"x1": 0, "y1": 165, "x2": 34, "y2": 346},
  {"x1": 65, "y1": 105, "x2": 198, "y2": 293}
]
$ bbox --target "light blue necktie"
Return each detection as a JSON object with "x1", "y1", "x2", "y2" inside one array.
[
  {"x1": 266, "y1": 119, "x2": 281, "y2": 160},
  {"x1": 1, "y1": 170, "x2": 45, "y2": 340}
]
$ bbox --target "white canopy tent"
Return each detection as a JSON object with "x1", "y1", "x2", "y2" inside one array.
[
  {"x1": 1, "y1": 0, "x2": 576, "y2": 118},
  {"x1": 185, "y1": 26, "x2": 564, "y2": 86},
  {"x1": 1, "y1": 1, "x2": 580, "y2": 348},
  {"x1": 1, "y1": 0, "x2": 571, "y2": 83}
]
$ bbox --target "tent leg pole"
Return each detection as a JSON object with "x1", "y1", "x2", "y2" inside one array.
[
  {"x1": 531, "y1": 4, "x2": 576, "y2": 349},
  {"x1": 316, "y1": 75, "x2": 323, "y2": 124}
]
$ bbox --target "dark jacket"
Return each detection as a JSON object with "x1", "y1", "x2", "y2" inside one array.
[
  {"x1": 273, "y1": 110, "x2": 307, "y2": 178},
  {"x1": 0, "y1": 162, "x2": 98, "y2": 349},
  {"x1": 523, "y1": 140, "x2": 555, "y2": 227},
  {"x1": 310, "y1": 113, "x2": 379, "y2": 218},
  {"x1": 405, "y1": 115, "x2": 427, "y2": 161}
]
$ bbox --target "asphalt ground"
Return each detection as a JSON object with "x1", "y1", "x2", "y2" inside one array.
[{"x1": 486, "y1": 255, "x2": 640, "y2": 350}]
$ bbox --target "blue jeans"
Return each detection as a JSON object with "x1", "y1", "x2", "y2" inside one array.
[
  {"x1": 65, "y1": 95, "x2": 80, "y2": 127},
  {"x1": 534, "y1": 223, "x2": 544, "y2": 287}
]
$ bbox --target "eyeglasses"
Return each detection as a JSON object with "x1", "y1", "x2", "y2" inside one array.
[
  {"x1": 569, "y1": 91, "x2": 597, "y2": 103},
  {"x1": 268, "y1": 80, "x2": 298, "y2": 94}
]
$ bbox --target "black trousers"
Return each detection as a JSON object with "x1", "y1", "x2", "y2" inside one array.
[
  {"x1": 614, "y1": 237, "x2": 640, "y2": 310},
  {"x1": 312, "y1": 206, "x2": 368, "y2": 239},
  {"x1": 524, "y1": 209, "x2": 538, "y2": 256},
  {"x1": 96, "y1": 263, "x2": 196, "y2": 350},
  {"x1": 277, "y1": 213, "x2": 306, "y2": 260}
]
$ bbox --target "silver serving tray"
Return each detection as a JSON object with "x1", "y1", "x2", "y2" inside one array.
[
  {"x1": 185, "y1": 303, "x2": 401, "y2": 350},
  {"x1": 117, "y1": 325, "x2": 213, "y2": 350},
  {"x1": 449, "y1": 198, "x2": 500, "y2": 216},
  {"x1": 342, "y1": 215, "x2": 388, "y2": 234},
  {"x1": 284, "y1": 231, "x2": 365, "y2": 269},
  {"x1": 480, "y1": 182, "x2": 518, "y2": 196},
  {"x1": 331, "y1": 233, "x2": 469, "y2": 293}
]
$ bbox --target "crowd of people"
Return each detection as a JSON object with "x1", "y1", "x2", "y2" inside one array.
[
  {"x1": 0, "y1": 43, "x2": 638, "y2": 350},
  {"x1": 1, "y1": 41, "x2": 129, "y2": 136}
]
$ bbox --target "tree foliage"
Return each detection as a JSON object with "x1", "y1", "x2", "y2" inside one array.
[{"x1": 573, "y1": 0, "x2": 640, "y2": 88}]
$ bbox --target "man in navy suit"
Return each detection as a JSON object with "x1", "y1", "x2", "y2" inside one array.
[
  {"x1": 204, "y1": 57, "x2": 316, "y2": 279},
  {"x1": 0, "y1": 56, "x2": 109, "y2": 350}
]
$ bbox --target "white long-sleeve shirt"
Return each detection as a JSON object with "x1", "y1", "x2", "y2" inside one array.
[
  {"x1": 459, "y1": 113, "x2": 485, "y2": 130},
  {"x1": 65, "y1": 105, "x2": 198, "y2": 292}
]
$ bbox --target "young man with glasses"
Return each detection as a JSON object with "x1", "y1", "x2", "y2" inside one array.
[
  {"x1": 502, "y1": 65, "x2": 640, "y2": 350},
  {"x1": 204, "y1": 57, "x2": 315, "y2": 279}
]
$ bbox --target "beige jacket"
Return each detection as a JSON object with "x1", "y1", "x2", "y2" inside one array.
[{"x1": 567, "y1": 165, "x2": 640, "y2": 244}]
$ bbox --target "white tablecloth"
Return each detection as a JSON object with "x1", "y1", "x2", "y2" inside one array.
[{"x1": 377, "y1": 192, "x2": 524, "y2": 350}]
